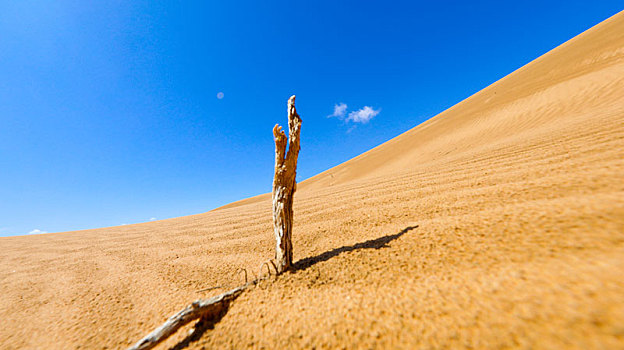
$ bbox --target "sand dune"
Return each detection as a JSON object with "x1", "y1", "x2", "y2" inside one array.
[{"x1": 1, "y1": 11, "x2": 623, "y2": 350}]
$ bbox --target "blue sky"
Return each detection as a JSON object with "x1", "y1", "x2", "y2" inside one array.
[{"x1": 0, "y1": 1, "x2": 621, "y2": 237}]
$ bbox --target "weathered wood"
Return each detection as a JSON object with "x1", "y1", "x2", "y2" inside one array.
[
  {"x1": 127, "y1": 283, "x2": 249, "y2": 350},
  {"x1": 129, "y1": 96, "x2": 301, "y2": 349},
  {"x1": 272, "y1": 95, "x2": 302, "y2": 273}
]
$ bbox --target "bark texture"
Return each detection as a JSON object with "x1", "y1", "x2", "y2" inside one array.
[{"x1": 272, "y1": 95, "x2": 302, "y2": 273}]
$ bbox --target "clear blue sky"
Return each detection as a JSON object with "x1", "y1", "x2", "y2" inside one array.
[{"x1": 0, "y1": 1, "x2": 621, "y2": 237}]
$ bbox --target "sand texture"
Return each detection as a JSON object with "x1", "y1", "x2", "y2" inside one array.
[{"x1": 1, "y1": 11, "x2": 624, "y2": 350}]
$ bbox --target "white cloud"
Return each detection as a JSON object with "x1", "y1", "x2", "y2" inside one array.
[
  {"x1": 149, "y1": 217, "x2": 157, "y2": 221},
  {"x1": 347, "y1": 106, "x2": 380, "y2": 124},
  {"x1": 328, "y1": 103, "x2": 347, "y2": 118},
  {"x1": 28, "y1": 229, "x2": 47, "y2": 235}
]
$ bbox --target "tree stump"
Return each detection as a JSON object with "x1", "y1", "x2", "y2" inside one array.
[{"x1": 272, "y1": 95, "x2": 302, "y2": 273}]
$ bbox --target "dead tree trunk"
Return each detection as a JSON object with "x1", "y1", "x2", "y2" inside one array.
[
  {"x1": 127, "y1": 96, "x2": 301, "y2": 350},
  {"x1": 272, "y1": 95, "x2": 302, "y2": 273}
]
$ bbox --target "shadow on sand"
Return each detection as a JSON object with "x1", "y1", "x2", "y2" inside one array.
[
  {"x1": 168, "y1": 311, "x2": 227, "y2": 350},
  {"x1": 293, "y1": 225, "x2": 418, "y2": 272},
  {"x1": 168, "y1": 224, "x2": 418, "y2": 350}
]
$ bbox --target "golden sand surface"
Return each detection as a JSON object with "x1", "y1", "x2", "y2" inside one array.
[{"x1": 1, "y1": 11, "x2": 623, "y2": 350}]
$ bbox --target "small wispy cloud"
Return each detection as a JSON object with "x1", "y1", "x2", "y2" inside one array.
[
  {"x1": 327, "y1": 103, "x2": 380, "y2": 129},
  {"x1": 347, "y1": 106, "x2": 380, "y2": 124},
  {"x1": 328, "y1": 103, "x2": 348, "y2": 118},
  {"x1": 28, "y1": 229, "x2": 47, "y2": 235},
  {"x1": 149, "y1": 217, "x2": 157, "y2": 221}
]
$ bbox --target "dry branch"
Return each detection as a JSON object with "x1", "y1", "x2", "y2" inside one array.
[
  {"x1": 272, "y1": 95, "x2": 302, "y2": 273},
  {"x1": 128, "y1": 283, "x2": 250, "y2": 350}
]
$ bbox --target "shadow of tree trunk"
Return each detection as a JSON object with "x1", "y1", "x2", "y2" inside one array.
[
  {"x1": 167, "y1": 225, "x2": 418, "y2": 350},
  {"x1": 293, "y1": 225, "x2": 418, "y2": 272}
]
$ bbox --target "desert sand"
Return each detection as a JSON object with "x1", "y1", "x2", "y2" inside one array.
[{"x1": 1, "y1": 11, "x2": 623, "y2": 350}]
